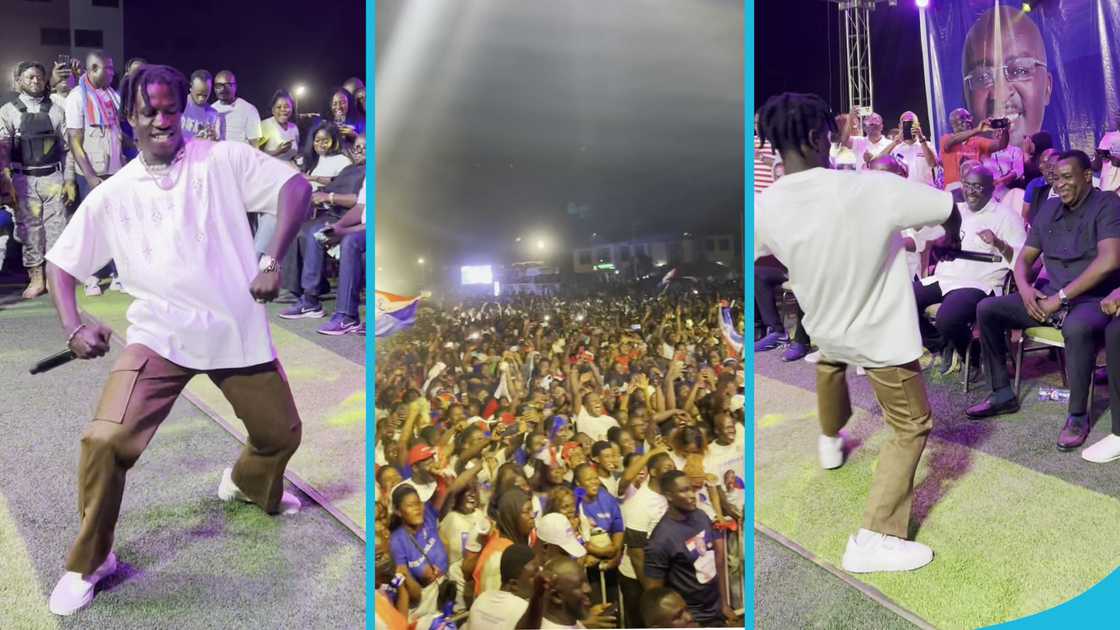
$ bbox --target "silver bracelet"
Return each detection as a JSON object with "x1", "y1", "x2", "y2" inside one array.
[{"x1": 66, "y1": 323, "x2": 86, "y2": 347}]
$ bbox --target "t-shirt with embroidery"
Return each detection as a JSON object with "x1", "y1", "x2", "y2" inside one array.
[{"x1": 46, "y1": 139, "x2": 298, "y2": 369}]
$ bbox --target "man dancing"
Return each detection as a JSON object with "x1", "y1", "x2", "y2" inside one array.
[
  {"x1": 43, "y1": 65, "x2": 312, "y2": 615},
  {"x1": 755, "y1": 93, "x2": 954, "y2": 572}
]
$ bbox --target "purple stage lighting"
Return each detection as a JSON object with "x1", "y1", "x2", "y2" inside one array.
[{"x1": 916, "y1": 0, "x2": 929, "y2": 8}]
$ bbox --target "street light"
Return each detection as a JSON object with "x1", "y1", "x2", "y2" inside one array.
[{"x1": 293, "y1": 84, "x2": 307, "y2": 112}]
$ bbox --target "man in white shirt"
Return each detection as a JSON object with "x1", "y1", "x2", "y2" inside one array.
[
  {"x1": 211, "y1": 70, "x2": 261, "y2": 145},
  {"x1": 65, "y1": 50, "x2": 125, "y2": 296},
  {"x1": 843, "y1": 112, "x2": 894, "y2": 170},
  {"x1": 914, "y1": 166, "x2": 1026, "y2": 379},
  {"x1": 43, "y1": 65, "x2": 311, "y2": 616},
  {"x1": 888, "y1": 111, "x2": 939, "y2": 187},
  {"x1": 756, "y1": 92, "x2": 953, "y2": 573},
  {"x1": 465, "y1": 543, "x2": 542, "y2": 630},
  {"x1": 540, "y1": 556, "x2": 592, "y2": 629},
  {"x1": 573, "y1": 391, "x2": 619, "y2": 443},
  {"x1": 1095, "y1": 134, "x2": 1120, "y2": 195}
]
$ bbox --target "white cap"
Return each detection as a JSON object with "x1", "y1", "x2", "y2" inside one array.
[{"x1": 536, "y1": 513, "x2": 587, "y2": 558}]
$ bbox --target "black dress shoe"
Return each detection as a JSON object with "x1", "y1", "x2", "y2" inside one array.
[
  {"x1": 965, "y1": 397, "x2": 1020, "y2": 419},
  {"x1": 1057, "y1": 416, "x2": 1090, "y2": 452}
]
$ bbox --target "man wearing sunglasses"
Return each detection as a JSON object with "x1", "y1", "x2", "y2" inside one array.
[{"x1": 961, "y1": 6, "x2": 1053, "y2": 150}]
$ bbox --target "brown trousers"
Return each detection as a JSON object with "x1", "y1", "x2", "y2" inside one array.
[
  {"x1": 816, "y1": 360, "x2": 932, "y2": 539},
  {"x1": 67, "y1": 344, "x2": 302, "y2": 574}
]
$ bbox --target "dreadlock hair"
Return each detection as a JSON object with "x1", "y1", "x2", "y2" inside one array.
[
  {"x1": 757, "y1": 92, "x2": 837, "y2": 162},
  {"x1": 118, "y1": 64, "x2": 189, "y2": 122}
]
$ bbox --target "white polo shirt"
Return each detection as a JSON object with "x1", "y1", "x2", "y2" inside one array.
[
  {"x1": 891, "y1": 140, "x2": 939, "y2": 187},
  {"x1": 850, "y1": 135, "x2": 894, "y2": 170},
  {"x1": 212, "y1": 97, "x2": 262, "y2": 144},
  {"x1": 920, "y1": 199, "x2": 1026, "y2": 295},
  {"x1": 756, "y1": 167, "x2": 953, "y2": 368},
  {"x1": 46, "y1": 139, "x2": 299, "y2": 370}
]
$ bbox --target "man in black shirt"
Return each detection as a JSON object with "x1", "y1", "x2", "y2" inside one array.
[
  {"x1": 645, "y1": 470, "x2": 736, "y2": 627},
  {"x1": 967, "y1": 151, "x2": 1120, "y2": 452}
]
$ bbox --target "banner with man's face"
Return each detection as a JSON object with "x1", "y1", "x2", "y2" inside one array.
[{"x1": 925, "y1": 0, "x2": 1120, "y2": 152}]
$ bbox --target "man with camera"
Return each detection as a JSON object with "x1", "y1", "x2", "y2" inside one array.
[
  {"x1": 939, "y1": 108, "x2": 1010, "y2": 195},
  {"x1": 0, "y1": 61, "x2": 76, "y2": 299},
  {"x1": 888, "y1": 111, "x2": 939, "y2": 187}
]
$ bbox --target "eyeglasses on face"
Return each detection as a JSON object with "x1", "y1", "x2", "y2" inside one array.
[
  {"x1": 965, "y1": 57, "x2": 1046, "y2": 91},
  {"x1": 961, "y1": 181, "x2": 987, "y2": 192}
]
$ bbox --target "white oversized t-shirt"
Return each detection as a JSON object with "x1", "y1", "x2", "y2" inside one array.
[
  {"x1": 212, "y1": 97, "x2": 262, "y2": 144},
  {"x1": 46, "y1": 139, "x2": 299, "y2": 370},
  {"x1": 756, "y1": 168, "x2": 953, "y2": 367}
]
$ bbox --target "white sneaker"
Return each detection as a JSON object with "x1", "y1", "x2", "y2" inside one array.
[
  {"x1": 48, "y1": 552, "x2": 117, "y2": 616},
  {"x1": 841, "y1": 529, "x2": 933, "y2": 573},
  {"x1": 83, "y1": 277, "x2": 102, "y2": 297},
  {"x1": 108, "y1": 276, "x2": 124, "y2": 292},
  {"x1": 1082, "y1": 434, "x2": 1120, "y2": 463},
  {"x1": 856, "y1": 365, "x2": 866, "y2": 376},
  {"x1": 218, "y1": 467, "x2": 301, "y2": 515},
  {"x1": 819, "y1": 434, "x2": 844, "y2": 469},
  {"x1": 804, "y1": 350, "x2": 822, "y2": 364}
]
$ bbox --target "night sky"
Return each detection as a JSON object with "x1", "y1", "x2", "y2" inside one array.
[
  {"x1": 374, "y1": 0, "x2": 745, "y2": 286},
  {"x1": 122, "y1": 0, "x2": 365, "y2": 121},
  {"x1": 757, "y1": 0, "x2": 927, "y2": 130}
]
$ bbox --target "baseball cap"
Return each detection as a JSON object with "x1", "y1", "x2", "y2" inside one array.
[
  {"x1": 408, "y1": 444, "x2": 436, "y2": 466},
  {"x1": 536, "y1": 513, "x2": 587, "y2": 558}
]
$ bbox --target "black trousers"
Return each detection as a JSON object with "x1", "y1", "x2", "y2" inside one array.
[
  {"x1": 913, "y1": 280, "x2": 989, "y2": 357},
  {"x1": 977, "y1": 293, "x2": 1108, "y2": 415},
  {"x1": 1106, "y1": 318, "x2": 1120, "y2": 434},
  {"x1": 618, "y1": 574, "x2": 645, "y2": 628},
  {"x1": 755, "y1": 265, "x2": 809, "y2": 344}
]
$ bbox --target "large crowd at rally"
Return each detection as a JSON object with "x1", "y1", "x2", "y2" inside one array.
[{"x1": 373, "y1": 284, "x2": 746, "y2": 628}]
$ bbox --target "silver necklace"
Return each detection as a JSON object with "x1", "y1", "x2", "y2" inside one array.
[{"x1": 139, "y1": 146, "x2": 187, "y2": 190}]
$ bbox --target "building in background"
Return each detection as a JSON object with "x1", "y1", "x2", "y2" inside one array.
[
  {"x1": 572, "y1": 232, "x2": 741, "y2": 277},
  {"x1": 1, "y1": 0, "x2": 124, "y2": 93}
]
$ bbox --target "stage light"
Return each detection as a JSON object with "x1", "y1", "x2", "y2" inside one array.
[
  {"x1": 417, "y1": 257, "x2": 425, "y2": 265},
  {"x1": 915, "y1": 0, "x2": 929, "y2": 7},
  {"x1": 536, "y1": 239, "x2": 546, "y2": 251},
  {"x1": 293, "y1": 84, "x2": 307, "y2": 97},
  {"x1": 1021, "y1": 2, "x2": 1031, "y2": 12}
]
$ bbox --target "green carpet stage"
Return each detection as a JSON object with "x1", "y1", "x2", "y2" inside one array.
[
  {"x1": 76, "y1": 291, "x2": 368, "y2": 536},
  {"x1": 755, "y1": 351, "x2": 1120, "y2": 629}
]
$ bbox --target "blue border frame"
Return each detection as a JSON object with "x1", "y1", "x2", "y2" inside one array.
[
  {"x1": 743, "y1": 1, "x2": 755, "y2": 628},
  {"x1": 365, "y1": 0, "x2": 376, "y2": 626}
]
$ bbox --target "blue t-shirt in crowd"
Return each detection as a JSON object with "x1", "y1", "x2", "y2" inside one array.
[
  {"x1": 645, "y1": 509, "x2": 722, "y2": 625},
  {"x1": 580, "y1": 489, "x2": 624, "y2": 535},
  {"x1": 389, "y1": 503, "x2": 449, "y2": 581}
]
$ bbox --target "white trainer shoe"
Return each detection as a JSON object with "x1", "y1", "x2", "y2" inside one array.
[
  {"x1": 804, "y1": 350, "x2": 822, "y2": 364},
  {"x1": 841, "y1": 529, "x2": 933, "y2": 573},
  {"x1": 218, "y1": 467, "x2": 301, "y2": 515},
  {"x1": 819, "y1": 434, "x2": 844, "y2": 470},
  {"x1": 1082, "y1": 434, "x2": 1120, "y2": 463},
  {"x1": 48, "y1": 552, "x2": 118, "y2": 616},
  {"x1": 83, "y1": 277, "x2": 102, "y2": 297}
]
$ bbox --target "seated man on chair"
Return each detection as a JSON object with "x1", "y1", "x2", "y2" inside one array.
[
  {"x1": 913, "y1": 165, "x2": 1026, "y2": 380},
  {"x1": 967, "y1": 151, "x2": 1120, "y2": 452}
]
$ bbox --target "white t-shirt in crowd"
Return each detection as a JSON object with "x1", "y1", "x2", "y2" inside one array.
[
  {"x1": 920, "y1": 199, "x2": 1026, "y2": 295},
  {"x1": 309, "y1": 153, "x2": 353, "y2": 191},
  {"x1": 46, "y1": 140, "x2": 298, "y2": 370},
  {"x1": 466, "y1": 590, "x2": 529, "y2": 630},
  {"x1": 756, "y1": 167, "x2": 953, "y2": 367},
  {"x1": 64, "y1": 86, "x2": 123, "y2": 175},
  {"x1": 850, "y1": 135, "x2": 894, "y2": 169},
  {"x1": 619, "y1": 483, "x2": 668, "y2": 579},
  {"x1": 259, "y1": 117, "x2": 300, "y2": 164},
  {"x1": 575, "y1": 408, "x2": 619, "y2": 443},
  {"x1": 1099, "y1": 131, "x2": 1120, "y2": 193},
  {"x1": 212, "y1": 97, "x2": 262, "y2": 144},
  {"x1": 891, "y1": 140, "x2": 938, "y2": 186},
  {"x1": 439, "y1": 510, "x2": 489, "y2": 566}
]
